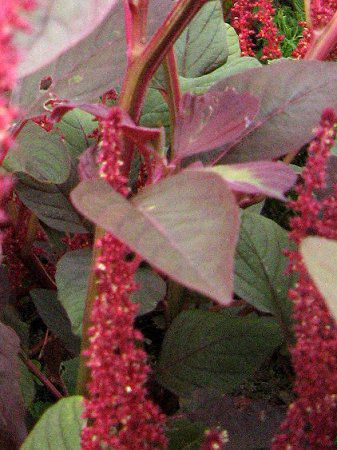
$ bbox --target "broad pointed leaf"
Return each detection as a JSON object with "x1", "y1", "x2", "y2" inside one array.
[
  {"x1": 174, "y1": 1, "x2": 229, "y2": 78},
  {"x1": 173, "y1": 90, "x2": 259, "y2": 162},
  {"x1": 56, "y1": 249, "x2": 92, "y2": 337},
  {"x1": 4, "y1": 122, "x2": 71, "y2": 184},
  {"x1": 132, "y1": 268, "x2": 167, "y2": 315},
  {"x1": 156, "y1": 309, "x2": 282, "y2": 396},
  {"x1": 71, "y1": 171, "x2": 240, "y2": 305},
  {"x1": 15, "y1": 1, "x2": 176, "y2": 119},
  {"x1": 21, "y1": 396, "x2": 84, "y2": 450},
  {"x1": 16, "y1": 171, "x2": 88, "y2": 233},
  {"x1": 57, "y1": 109, "x2": 97, "y2": 157},
  {"x1": 211, "y1": 60, "x2": 337, "y2": 163},
  {"x1": 20, "y1": 363, "x2": 36, "y2": 409},
  {"x1": 208, "y1": 161, "x2": 297, "y2": 200},
  {"x1": 234, "y1": 212, "x2": 293, "y2": 322},
  {"x1": 30, "y1": 289, "x2": 80, "y2": 355},
  {"x1": 14, "y1": 5, "x2": 126, "y2": 119},
  {"x1": 0, "y1": 322, "x2": 27, "y2": 449},
  {"x1": 17, "y1": 0, "x2": 119, "y2": 77},
  {"x1": 300, "y1": 237, "x2": 337, "y2": 322}
]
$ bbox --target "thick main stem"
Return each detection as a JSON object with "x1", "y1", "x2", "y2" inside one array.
[
  {"x1": 76, "y1": 0, "x2": 208, "y2": 396},
  {"x1": 304, "y1": 11, "x2": 337, "y2": 60}
]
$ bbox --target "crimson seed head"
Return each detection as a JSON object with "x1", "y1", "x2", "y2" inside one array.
[
  {"x1": 272, "y1": 109, "x2": 337, "y2": 449},
  {"x1": 81, "y1": 108, "x2": 167, "y2": 450}
]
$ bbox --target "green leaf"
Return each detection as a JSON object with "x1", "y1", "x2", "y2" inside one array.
[
  {"x1": 56, "y1": 249, "x2": 92, "y2": 337},
  {"x1": 16, "y1": 170, "x2": 88, "y2": 233},
  {"x1": 156, "y1": 309, "x2": 282, "y2": 396},
  {"x1": 20, "y1": 362, "x2": 36, "y2": 408},
  {"x1": 143, "y1": 58, "x2": 261, "y2": 135},
  {"x1": 30, "y1": 289, "x2": 80, "y2": 355},
  {"x1": 57, "y1": 109, "x2": 96, "y2": 158},
  {"x1": 300, "y1": 237, "x2": 337, "y2": 322},
  {"x1": 174, "y1": 1, "x2": 229, "y2": 78},
  {"x1": 21, "y1": 396, "x2": 84, "y2": 450},
  {"x1": 226, "y1": 23, "x2": 241, "y2": 61},
  {"x1": 131, "y1": 268, "x2": 167, "y2": 315},
  {"x1": 1, "y1": 304, "x2": 29, "y2": 347},
  {"x1": 140, "y1": 88, "x2": 171, "y2": 131},
  {"x1": 234, "y1": 212, "x2": 293, "y2": 322},
  {"x1": 167, "y1": 418, "x2": 205, "y2": 450},
  {"x1": 71, "y1": 171, "x2": 240, "y2": 306},
  {"x1": 4, "y1": 122, "x2": 71, "y2": 184},
  {"x1": 61, "y1": 358, "x2": 80, "y2": 396},
  {"x1": 180, "y1": 57, "x2": 261, "y2": 95}
]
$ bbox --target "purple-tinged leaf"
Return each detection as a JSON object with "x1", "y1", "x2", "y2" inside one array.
[
  {"x1": 0, "y1": 322, "x2": 27, "y2": 449},
  {"x1": 17, "y1": 0, "x2": 119, "y2": 78},
  {"x1": 14, "y1": 5, "x2": 127, "y2": 119},
  {"x1": 300, "y1": 237, "x2": 337, "y2": 323},
  {"x1": 71, "y1": 171, "x2": 240, "y2": 305},
  {"x1": 78, "y1": 145, "x2": 99, "y2": 181},
  {"x1": 15, "y1": 1, "x2": 176, "y2": 119},
  {"x1": 211, "y1": 60, "x2": 337, "y2": 163},
  {"x1": 205, "y1": 161, "x2": 297, "y2": 200},
  {"x1": 51, "y1": 102, "x2": 165, "y2": 152},
  {"x1": 173, "y1": 90, "x2": 259, "y2": 163}
]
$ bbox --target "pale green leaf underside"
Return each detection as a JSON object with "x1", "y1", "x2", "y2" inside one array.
[
  {"x1": 21, "y1": 396, "x2": 84, "y2": 450},
  {"x1": 300, "y1": 236, "x2": 337, "y2": 322}
]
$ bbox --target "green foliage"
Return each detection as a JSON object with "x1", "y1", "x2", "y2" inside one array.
[
  {"x1": 234, "y1": 212, "x2": 294, "y2": 329},
  {"x1": 167, "y1": 418, "x2": 206, "y2": 449},
  {"x1": 21, "y1": 396, "x2": 84, "y2": 450},
  {"x1": 30, "y1": 289, "x2": 80, "y2": 355},
  {"x1": 156, "y1": 309, "x2": 282, "y2": 396},
  {"x1": 56, "y1": 249, "x2": 92, "y2": 337},
  {"x1": 4, "y1": 122, "x2": 71, "y2": 184},
  {"x1": 274, "y1": 0, "x2": 306, "y2": 57}
]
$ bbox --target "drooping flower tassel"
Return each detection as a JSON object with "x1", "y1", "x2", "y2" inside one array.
[
  {"x1": 81, "y1": 108, "x2": 167, "y2": 449},
  {"x1": 272, "y1": 109, "x2": 337, "y2": 449}
]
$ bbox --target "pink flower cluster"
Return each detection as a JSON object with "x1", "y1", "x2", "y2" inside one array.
[
  {"x1": 272, "y1": 109, "x2": 337, "y2": 449},
  {"x1": 0, "y1": 0, "x2": 35, "y2": 159},
  {"x1": 0, "y1": 1, "x2": 35, "y2": 257},
  {"x1": 81, "y1": 109, "x2": 167, "y2": 449},
  {"x1": 293, "y1": 0, "x2": 337, "y2": 58},
  {"x1": 230, "y1": 0, "x2": 283, "y2": 60}
]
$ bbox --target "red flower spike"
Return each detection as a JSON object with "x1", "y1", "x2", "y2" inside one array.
[
  {"x1": 272, "y1": 109, "x2": 337, "y2": 449},
  {"x1": 230, "y1": 0, "x2": 282, "y2": 59},
  {"x1": 292, "y1": 0, "x2": 337, "y2": 58},
  {"x1": 81, "y1": 108, "x2": 167, "y2": 449},
  {"x1": 0, "y1": 0, "x2": 36, "y2": 159}
]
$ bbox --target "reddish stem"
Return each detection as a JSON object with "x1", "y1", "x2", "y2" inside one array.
[
  {"x1": 119, "y1": 0, "x2": 208, "y2": 122},
  {"x1": 19, "y1": 350, "x2": 63, "y2": 400},
  {"x1": 77, "y1": 0, "x2": 209, "y2": 395},
  {"x1": 124, "y1": 0, "x2": 149, "y2": 63},
  {"x1": 304, "y1": 11, "x2": 337, "y2": 60}
]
